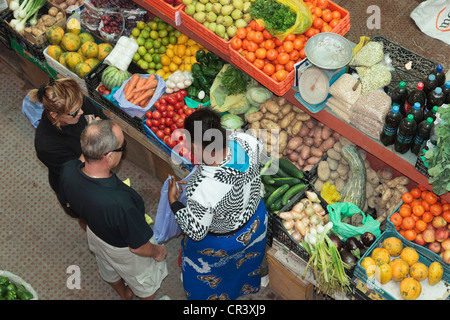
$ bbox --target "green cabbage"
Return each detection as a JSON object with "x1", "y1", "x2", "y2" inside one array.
[
  {"x1": 246, "y1": 86, "x2": 273, "y2": 106},
  {"x1": 220, "y1": 113, "x2": 244, "y2": 130}
]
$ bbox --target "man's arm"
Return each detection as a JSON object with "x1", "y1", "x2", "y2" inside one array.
[{"x1": 129, "y1": 241, "x2": 166, "y2": 262}]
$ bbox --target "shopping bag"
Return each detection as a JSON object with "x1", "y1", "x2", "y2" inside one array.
[
  {"x1": 22, "y1": 94, "x2": 43, "y2": 128},
  {"x1": 327, "y1": 202, "x2": 381, "y2": 241},
  {"x1": 410, "y1": 0, "x2": 450, "y2": 45},
  {"x1": 113, "y1": 73, "x2": 166, "y2": 118},
  {"x1": 153, "y1": 166, "x2": 198, "y2": 243}
]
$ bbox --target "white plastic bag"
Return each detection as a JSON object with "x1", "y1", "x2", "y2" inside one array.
[{"x1": 410, "y1": 0, "x2": 450, "y2": 45}]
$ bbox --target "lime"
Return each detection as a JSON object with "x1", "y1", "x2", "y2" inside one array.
[
  {"x1": 155, "y1": 62, "x2": 163, "y2": 70},
  {"x1": 153, "y1": 40, "x2": 161, "y2": 49},
  {"x1": 136, "y1": 36, "x2": 145, "y2": 46},
  {"x1": 136, "y1": 21, "x2": 146, "y2": 30},
  {"x1": 144, "y1": 26, "x2": 151, "y2": 32},
  {"x1": 148, "y1": 21, "x2": 158, "y2": 30},
  {"x1": 161, "y1": 37, "x2": 169, "y2": 46},
  {"x1": 140, "y1": 60, "x2": 149, "y2": 70},
  {"x1": 137, "y1": 59, "x2": 145, "y2": 68},
  {"x1": 158, "y1": 29, "x2": 168, "y2": 38},
  {"x1": 158, "y1": 46, "x2": 166, "y2": 54},
  {"x1": 157, "y1": 22, "x2": 167, "y2": 30},
  {"x1": 152, "y1": 54, "x2": 161, "y2": 64},
  {"x1": 144, "y1": 53, "x2": 153, "y2": 62},
  {"x1": 133, "y1": 52, "x2": 141, "y2": 62},
  {"x1": 174, "y1": 30, "x2": 182, "y2": 37},
  {"x1": 150, "y1": 30, "x2": 159, "y2": 40},
  {"x1": 131, "y1": 27, "x2": 140, "y2": 37},
  {"x1": 167, "y1": 25, "x2": 174, "y2": 32},
  {"x1": 140, "y1": 29, "x2": 150, "y2": 39},
  {"x1": 138, "y1": 46, "x2": 147, "y2": 56},
  {"x1": 148, "y1": 48, "x2": 155, "y2": 54},
  {"x1": 169, "y1": 36, "x2": 178, "y2": 45},
  {"x1": 144, "y1": 39, "x2": 154, "y2": 50},
  {"x1": 148, "y1": 62, "x2": 156, "y2": 69},
  {"x1": 148, "y1": 69, "x2": 156, "y2": 74},
  {"x1": 154, "y1": 17, "x2": 161, "y2": 23}
]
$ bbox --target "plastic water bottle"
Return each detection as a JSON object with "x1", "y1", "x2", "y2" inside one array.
[
  {"x1": 423, "y1": 74, "x2": 438, "y2": 96},
  {"x1": 442, "y1": 81, "x2": 450, "y2": 104},
  {"x1": 411, "y1": 117, "x2": 434, "y2": 155},
  {"x1": 426, "y1": 87, "x2": 445, "y2": 114},
  {"x1": 380, "y1": 104, "x2": 403, "y2": 146},
  {"x1": 406, "y1": 102, "x2": 423, "y2": 125},
  {"x1": 394, "y1": 114, "x2": 417, "y2": 154},
  {"x1": 424, "y1": 106, "x2": 438, "y2": 122},
  {"x1": 390, "y1": 82, "x2": 408, "y2": 116},
  {"x1": 431, "y1": 64, "x2": 446, "y2": 87},
  {"x1": 404, "y1": 82, "x2": 426, "y2": 114}
]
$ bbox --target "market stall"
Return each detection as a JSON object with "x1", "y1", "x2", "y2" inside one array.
[{"x1": 0, "y1": 0, "x2": 448, "y2": 301}]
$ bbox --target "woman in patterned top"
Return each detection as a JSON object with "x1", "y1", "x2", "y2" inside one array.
[{"x1": 168, "y1": 108, "x2": 268, "y2": 300}]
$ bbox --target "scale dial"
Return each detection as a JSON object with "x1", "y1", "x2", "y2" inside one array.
[{"x1": 298, "y1": 67, "x2": 330, "y2": 105}]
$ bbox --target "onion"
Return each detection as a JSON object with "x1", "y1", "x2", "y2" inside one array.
[
  {"x1": 306, "y1": 191, "x2": 320, "y2": 203},
  {"x1": 279, "y1": 211, "x2": 293, "y2": 220},
  {"x1": 310, "y1": 215, "x2": 320, "y2": 225},
  {"x1": 283, "y1": 220, "x2": 294, "y2": 231},
  {"x1": 292, "y1": 202, "x2": 304, "y2": 213},
  {"x1": 313, "y1": 203, "x2": 325, "y2": 215},
  {"x1": 291, "y1": 231, "x2": 302, "y2": 242},
  {"x1": 305, "y1": 206, "x2": 315, "y2": 216}
]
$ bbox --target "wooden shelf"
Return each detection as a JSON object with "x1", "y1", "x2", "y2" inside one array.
[{"x1": 133, "y1": 0, "x2": 449, "y2": 203}]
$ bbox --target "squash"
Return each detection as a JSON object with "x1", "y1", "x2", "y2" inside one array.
[
  {"x1": 339, "y1": 145, "x2": 367, "y2": 210},
  {"x1": 400, "y1": 277, "x2": 421, "y2": 300},
  {"x1": 101, "y1": 66, "x2": 131, "y2": 90}
]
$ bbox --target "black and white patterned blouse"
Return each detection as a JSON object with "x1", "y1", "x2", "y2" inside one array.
[{"x1": 171, "y1": 131, "x2": 264, "y2": 241}]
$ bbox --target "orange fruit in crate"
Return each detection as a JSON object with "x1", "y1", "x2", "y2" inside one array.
[
  {"x1": 382, "y1": 237, "x2": 403, "y2": 257},
  {"x1": 410, "y1": 262, "x2": 428, "y2": 281},
  {"x1": 389, "y1": 258, "x2": 410, "y2": 282},
  {"x1": 65, "y1": 52, "x2": 84, "y2": 71},
  {"x1": 374, "y1": 263, "x2": 392, "y2": 284},
  {"x1": 390, "y1": 212, "x2": 403, "y2": 227},
  {"x1": 47, "y1": 45, "x2": 63, "y2": 61},
  {"x1": 400, "y1": 278, "x2": 421, "y2": 300},
  {"x1": 81, "y1": 41, "x2": 99, "y2": 59},
  {"x1": 74, "y1": 62, "x2": 92, "y2": 78},
  {"x1": 402, "y1": 217, "x2": 415, "y2": 230},
  {"x1": 60, "y1": 32, "x2": 81, "y2": 52},
  {"x1": 400, "y1": 247, "x2": 419, "y2": 266},
  {"x1": 46, "y1": 26, "x2": 65, "y2": 45},
  {"x1": 371, "y1": 248, "x2": 391, "y2": 266}
]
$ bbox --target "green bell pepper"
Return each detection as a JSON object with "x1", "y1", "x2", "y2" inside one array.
[
  {"x1": 17, "y1": 285, "x2": 33, "y2": 300},
  {"x1": 5, "y1": 290, "x2": 16, "y2": 300},
  {"x1": 0, "y1": 277, "x2": 9, "y2": 286},
  {"x1": 195, "y1": 50, "x2": 208, "y2": 65}
]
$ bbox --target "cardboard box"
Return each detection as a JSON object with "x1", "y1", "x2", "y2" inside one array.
[
  {"x1": 23, "y1": 3, "x2": 66, "y2": 46},
  {"x1": 267, "y1": 248, "x2": 314, "y2": 300}
]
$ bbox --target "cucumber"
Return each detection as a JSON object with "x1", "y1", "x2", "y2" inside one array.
[
  {"x1": 274, "y1": 166, "x2": 290, "y2": 178},
  {"x1": 281, "y1": 183, "x2": 306, "y2": 206},
  {"x1": 266, "y1": 184, "x2": 290, "y2": 208},
  {"x1": 269, "y1": 197, "x2": 283, "y2": 212},
  {"x1": 279, "y1": 158, "x2": 304, "y2": 179},
  {"x1": 261, "y1": 174, "x2": 275, "y2": 185},
  {"x1": 264, "y1": 184, "x2": 277, "y2": 194},
  {"x1": 272, "y1": 177, "x2": 301, "y2": 187}
]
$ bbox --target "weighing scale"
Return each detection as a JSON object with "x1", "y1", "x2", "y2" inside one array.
[{"x1": 294, "y1": 33, "x2": 353, "y2": 113}]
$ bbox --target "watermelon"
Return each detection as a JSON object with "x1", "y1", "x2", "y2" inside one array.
[{"x1": 101, "y1": 66, "x2": 131, "y2": 90}]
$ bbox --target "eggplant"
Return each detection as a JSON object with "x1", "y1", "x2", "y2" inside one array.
[
  {"x1": 344, "y1": 237, "x2": 361, "y2": 260},
  {"x1": 340, "y1": 249, "x2": 357, "y2": 266},
  {"x1": 328, "y1": 234, "x2": 342, "y2": 251},
  {"x1": 361, "y1": 232, "x2": 376, "y2": 247}
]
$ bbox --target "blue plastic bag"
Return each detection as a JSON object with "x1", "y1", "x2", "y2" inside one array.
[
  {"x1": 22, "y1": 94, "x2": 43, "y2": 128},
  {"x1": 153, "y1": 166, "x2": 198, "y2": 243},
  {"x1": 113, "y1": 73, "x2": 166, "y2": 118}
]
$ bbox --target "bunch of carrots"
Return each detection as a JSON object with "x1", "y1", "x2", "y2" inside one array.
[{"x1": 123, "y1": 74, "x2": 159, "y2": 108}]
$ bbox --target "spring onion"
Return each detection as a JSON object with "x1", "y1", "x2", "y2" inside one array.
[
  {"x1": 10, "y1": 0, "x2": 47, "y2": 33},
  {"x1": 9, "y1": 0, "x2": 20, "y2": 11},
  {"x1": 302, "y1": 222, "x2": 351, "y2": 297}
]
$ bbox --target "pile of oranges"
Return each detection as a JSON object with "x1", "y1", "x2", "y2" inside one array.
[
  {"x1": 389, "y1": 185, "x2": 450, "y2": 243},
  {"x1": 229, "y1": 0, "x2": 345, "y2": 82}
]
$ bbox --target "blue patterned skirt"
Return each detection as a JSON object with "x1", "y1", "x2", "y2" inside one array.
[{"x1": 180, "y1": 199, "x2": 268, "y2": 300}]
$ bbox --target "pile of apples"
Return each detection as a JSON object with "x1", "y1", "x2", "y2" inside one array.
[{"x1": 417, "y1": 221, "x2": 450, "y2": 263}]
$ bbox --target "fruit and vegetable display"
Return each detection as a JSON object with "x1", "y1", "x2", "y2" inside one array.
[
  {"x1": 130, "y1": 18, "x2": 204, "y2": 79},
  {"x1": 360, "y1": 237, "x2": 446, "y2": 300},
  {"x1": 389, "y1": 186, "x2": 450, "y2": 264},
  {"x1": 0, "y1": 276, "x2": 34, "y2": 300},
  {"x1": 52, "y1": 0, "x2": 84, "y2": 11},
  {"x1": 46, "y1": 24, "x2": 112, "y2": 78},
  {"x1": 7, "y1": 0, "x2": 49, "y2": 33}
]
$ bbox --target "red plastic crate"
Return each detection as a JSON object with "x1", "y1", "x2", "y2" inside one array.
[
  {"x1": 180, "y1": 10, "x2": 230, "y2": 56},
  {"x1": 143, "y1": 0, "x2": 184, "y2": 21},
  {"x1": 229, "y1": 0, "x2": 350, "y2": 96}
]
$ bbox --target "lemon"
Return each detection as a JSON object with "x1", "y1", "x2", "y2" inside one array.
[
  {"x1": 184, "y1": 64, "x2": 192, "y2": 72},
  {"x1": 160, "y1": 55, "x2": 171, "y2": 66},
  {"x1": 172, "y1": 56, "x2": 182, "y2": 65},
  {"x1": 169, "y1": 62, "x2": 178, "y2": 72},
  {"x1": 156, "y1": 69, "x2": 165, "y2": 78},
  {"x1": 166, "y1": 48, "x2": 174, "y2": 58}
]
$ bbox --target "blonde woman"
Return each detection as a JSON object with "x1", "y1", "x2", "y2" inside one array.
[{"x1": 30, "y1": 78, "x2": 107, "y2": 223}]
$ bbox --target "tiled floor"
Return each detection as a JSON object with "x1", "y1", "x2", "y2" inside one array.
[{"x1": 0, "y1": 0, "x2": 448, "y2": 301}]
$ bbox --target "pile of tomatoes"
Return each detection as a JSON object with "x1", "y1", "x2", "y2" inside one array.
[
  {"x1": 145, "y1": 89, "x2": 194, "y2": 150},
  {"x1": 229, "y1": 0, "x2": 344, "y2": 82}
]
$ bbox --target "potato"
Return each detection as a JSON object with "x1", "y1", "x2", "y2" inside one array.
[
  {"x1": 295, "y1": 113, "x2": 311, "y2": 121},
  {"x1": 260, "y1": 119, "x2": 281, "y2": 131},
  {"x1": 289, "y1": 152, "x2": 300, "y2": 162},
  {"x1": 59, "y1": 2, "x2": 68, "y2": 9},
  {"x1": 339, "y1": 136, "x2": 353, "y2": 146},
  {"x1": 300, "y1": 146, "x2": 311, "y2": 160},
  {"x1": 292, "y1": 120, "x2": 302, "y2": 136},
  {"x1": 307, "y1": 157, "x2": 321, "y2": 165},
  {"x1": 303, "y1": 164, "x2": 314, "y2": 171},
  {"x1": 332, "y1": 141, "x2": 343, "y2": 153},
  {"x1": 280, "y1": 112, "x2": 295, "y2": 129},
  {"x1": 287, "y1": 137, "x2": 302, "y2": 150},
  {"x1": 279, "y1": 131, "x2": 288, "y2": 152},
  {"x1": 53, "y1": 0, "x2": 64, "y2": 3},
  {"x1": 314, "y1": 179, "x2": 324, "y2": 191},
  {"x1": 298, "y1": 125, "x2": 309, "y2": 137},
  {"x1": 264, "y1": 113, "x2": 279, "y2": 122},
  {"x1": 326, "y1": 148, "x2": 341, "y2": 160},
  {"x1": 317, "y1": 161, "x2": 330, "y2": 181},
  {"x1": 313, "y1": 127, "x2": 322, "y2": 139},
  {"x1": 313, "y1": 137, "x2": 323, "y2": 148},
  {"x1": 329, "y1": 171, "x2": 339, "y2": 180},
  {"x1": 321, "y1": 126, "x2": 332, "y2": 140},
  {"x1": 48, "y1": 7, "x2": 59, "y2": 17},
  {"x1": 246, "y1": 111, "x2": 263, "y2": 123},
  {"x1": 280, "y1": 104, "x2": 293, "y2": 115},
  {"x1": 66, "y1": 0, "x2": 76, "y2": 5},
  {"x1": 366, "y1": 182, "x2": 374, "y2": 198},
  {"x1": 297, "y1": 157, "x2": 305, "y2": 167},
  {"x1": 303, "y1": 137, "x2": 313, "y2": 147},
  {"x1": 386, "y1": 176, "x2": 409, "y2": 188},
  {"x1": 276, "y1": 97, "x2": 287, "y2": 106},
  {"x1": 319, "y1": 137, "x2": 336, "y2": 152},
  {"x1": 332, "y1": 132, "x2": 340, "y2": 140},
  {"x1": 336, "y1": 163, "x2": 349, "y2": 177},
  {"x1": 366, "y1": 168, "x2": 379, "y2": 185},
  {"x1": 305, "y1": 119, "x2": 316, "y2": 129},
  {"x1": 377, "y1": 167, "x2": 393, "y2": 181},
  {"x1": 311, "y1": 147, "x2": 323, "y2": 158},
  {"x1": 335, "y1": 178, "x2": 345, "y2": 192},
  {"x1": 327, "y1": 158, "x2": 338, "y2": 171}
]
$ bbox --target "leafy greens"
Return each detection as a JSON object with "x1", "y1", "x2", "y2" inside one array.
[
  {"x1": 218, "y1": 64, "x2": 251, "y2": 95},
  {"x1": 249, "y1": 0, "x2": 297, "y2": 33},
  {"x1": 424, "y1": 106, "x2": 450, "y2": 195}
]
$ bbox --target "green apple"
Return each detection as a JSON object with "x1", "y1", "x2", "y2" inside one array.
[{"x1": 158, "y1": 46, "x2": 166, "y2": 54}]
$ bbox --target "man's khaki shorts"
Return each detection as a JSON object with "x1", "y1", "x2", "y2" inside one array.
[{"x1": 86, "y1": 226, "x2": 168, "y2": 298}]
